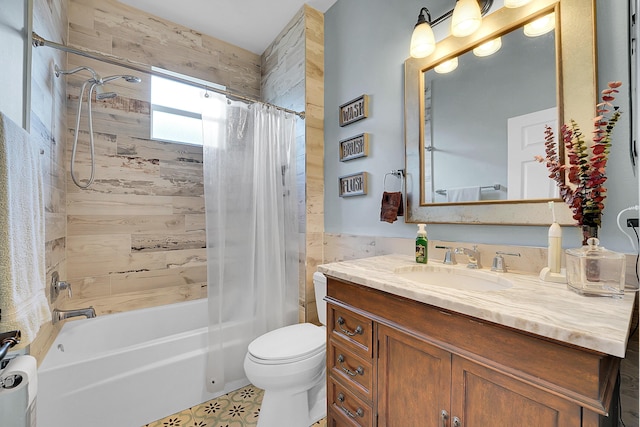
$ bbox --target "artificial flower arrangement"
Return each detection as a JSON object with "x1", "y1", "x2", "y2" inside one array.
[{"x1": 535, "y1": 81, "x2": 622, "y2": 234}]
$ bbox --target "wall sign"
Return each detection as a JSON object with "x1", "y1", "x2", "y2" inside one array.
[
  {"x1": 339, "y1": 95, "x2": 369, "y2": 127},
  {"x1": 339, "y1": 133, "x2": 369, "y2": 162},
  {"x1": 339, "y1": 172, "x2": 368, "y2": 197}
]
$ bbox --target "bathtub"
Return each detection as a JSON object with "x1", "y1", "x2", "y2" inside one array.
[{"x1": 37, "y1": 299, "x2": 251, "y2": 427}]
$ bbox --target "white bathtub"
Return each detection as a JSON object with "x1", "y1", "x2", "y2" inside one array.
[{"x1": 37, "y1": 299, "x2": 250, "y2": 427}]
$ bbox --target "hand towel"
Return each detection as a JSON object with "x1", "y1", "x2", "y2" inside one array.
[
  {"x1": 0, "y1": 112, "x2": 51, "y2": 348},
  {"x1": 446, "y1": 186, "x2": 481, "y2": 202},
  {"x1": 380, "y1": 191, "x2": 404, "y2": 223}
]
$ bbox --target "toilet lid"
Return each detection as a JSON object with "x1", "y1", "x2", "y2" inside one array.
[{"x1": 248, "y1": 323, "x2": 325, "y2": 363}]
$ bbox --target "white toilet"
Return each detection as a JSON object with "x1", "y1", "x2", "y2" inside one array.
[{"x1": 244, "y1": 271, "x2": 327, "y2": 427}]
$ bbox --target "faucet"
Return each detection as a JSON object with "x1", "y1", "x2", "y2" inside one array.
[
  {"x1": 435, "y1": 245, "x2": 457, "y2": 265},
  {"x1": 455, "y1": 246, "x2": 482, "y2": 269},
  {"x1": 52, "y1": 307, "x2": 96, "y2": 324},
  {"x1": 491, "y1": 251, "x2": 521, "y2": 273}
]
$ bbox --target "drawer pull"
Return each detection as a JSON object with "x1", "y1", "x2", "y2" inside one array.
[
  {"x1": 337, "y1": 354, "x2": 364, "y2": 377},
  {"x1": 337, "y1": 316, "x2": 363, "y2": 336},
  {"x1": 337, "y1": 393, "x2": 364, "y2": 419},
  {"x1": 441, "y1": 410, "x2": 449, "y2": 427}
]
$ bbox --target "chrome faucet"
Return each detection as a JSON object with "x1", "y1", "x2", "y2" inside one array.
[
  {"x1": 52, "y1": 307, "x2": 96, "y2": 324},
  {"x1": 455, "y1": 246, "x2": 482, "y2": 269},
  {"x1": 435, "y1": 245, "x2": 457, "y2": 265},
  {"x1": 491, "y1": 251, "x2": 521, "y2": 273}
]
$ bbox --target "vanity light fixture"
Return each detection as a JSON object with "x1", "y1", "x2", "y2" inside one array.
[
  {"x1": 410, "y1": 8, "x2": 437, "y2": 58},
  {"x1": 434, "y1": 57, "x2": 459, "y2": 73},
  {"x1": 504, "y1": 0, "x2": 533, "y2": 7},
  {"x1": 410, "y1": 0, "x2": 494, "y2": 58},
  {"x1": 472, "y1": 36, "x2": 502, "y2": 57},
  {"x1": 524, "y1": 12, "x2": 555, "y2": 37},
  {"x1": 451, "y1": 0, "x2": 483, "y2": 37}
]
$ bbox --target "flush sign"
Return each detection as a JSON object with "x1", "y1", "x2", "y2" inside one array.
[{"x1": 339, "y1": 172, "x2": 367, "y2": 197}]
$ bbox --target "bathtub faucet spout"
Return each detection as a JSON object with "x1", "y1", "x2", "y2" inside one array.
[{"x1": 52, "y1": 307, "x2": 96, "y2": 324}]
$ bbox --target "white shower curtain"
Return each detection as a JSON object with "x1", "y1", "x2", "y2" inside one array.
[{"x1": 202, "y1": 94, "x2": 299, "y2": 392}]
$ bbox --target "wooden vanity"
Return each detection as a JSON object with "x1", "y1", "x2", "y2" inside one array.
[{"x1": 319, "y1": 255, "x2": 636, "y2": 427}]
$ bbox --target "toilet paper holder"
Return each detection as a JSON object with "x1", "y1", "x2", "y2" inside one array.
[{"x1": 0, "y1": 330, "x2": 21, "y2": 366}]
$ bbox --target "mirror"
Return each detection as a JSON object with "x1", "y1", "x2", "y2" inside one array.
[
  {"x1": 405, "y1": 0, "x2": 597, "y2": 225},
  {"x1": 424, "y1": 22, "x2": 556, "y2": 203}
]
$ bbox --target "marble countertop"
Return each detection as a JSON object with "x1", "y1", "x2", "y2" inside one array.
[{"x1": 318, "y1": 254, "x2": 637, "y2": 358}]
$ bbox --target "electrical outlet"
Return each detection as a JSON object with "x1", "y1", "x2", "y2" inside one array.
[{"x1": 627, "y1": 218, "x2": 639, "y2": 227}]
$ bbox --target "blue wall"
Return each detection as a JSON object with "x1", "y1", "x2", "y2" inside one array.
[{"x1": 324, "y1": 0, "x2": 638, "y2": 253}]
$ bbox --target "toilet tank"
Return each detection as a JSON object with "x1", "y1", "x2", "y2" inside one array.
[{"x1": 313, "y1": 272, "x2": 327, "y2": 326}]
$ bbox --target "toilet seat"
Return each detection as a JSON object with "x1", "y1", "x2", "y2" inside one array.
[{"x1": 247, "y1": 323, "x2": 325, "y2": 365}]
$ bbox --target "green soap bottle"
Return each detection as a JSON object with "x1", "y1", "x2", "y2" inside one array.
[{"x1": 415, "y1": 224, "x2": 428, "y2": 264}]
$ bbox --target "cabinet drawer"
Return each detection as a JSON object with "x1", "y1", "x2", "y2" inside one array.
[
  {"x1": 329, "y1": 305, "x2": 373, "y2": 356},
  {"x1": 329, "y1": 340, "x2": 373, "y2": 401},
  {"x1": 329, "y1": 378, "x2": 373, "y2": 427}
]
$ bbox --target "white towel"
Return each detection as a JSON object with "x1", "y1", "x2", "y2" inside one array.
[
  {"x1": 0, "y1": 112, "x2": 51, "y2": 348},
  {"x1": 446, "y1": 186, "x2": 481, "y2": 202}
]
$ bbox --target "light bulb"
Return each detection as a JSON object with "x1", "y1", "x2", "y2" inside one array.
[
  {"x1": 434, "y1": 57, "x2": 458, "y2": 74},
  {"x1": 410, "y1": 22, "x2": 436, "y2": 58},
  {"x1": 451, "y1": 0, "x2": 482, "y2": 37},
  {"x1": 473, "y1": 37, "x2": 502, "y2": 57},
  {"x1": 524, "y1": 13, "x2": 556, "y2": 37},
  {"x1": 504, "y1": 0, "x2": 533, "y2": 7}
]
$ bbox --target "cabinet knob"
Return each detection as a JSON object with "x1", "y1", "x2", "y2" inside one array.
[
  {"x1": 337, "y1": 354, "x2": 364, "y2": 376},
  {"x1": 337, "y1": 393, "x2": 364, "y2": 419},
  {"x1": 336, "y1": 316, "x2": 363, "y2": 336},
  {"x1": 441, "y1": 409, "x2": 449, "y2": 427},
  {"x1": 453, "y1": 416, "x2": 462, "y2": 427}
]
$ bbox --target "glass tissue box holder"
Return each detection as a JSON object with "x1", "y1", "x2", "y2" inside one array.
[{"x1": 565, "y1": 238, "x2": 626, "y2": 298}]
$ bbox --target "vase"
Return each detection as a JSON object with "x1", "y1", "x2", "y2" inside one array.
[
  {"x1": 565, "y1": 236, "x2": 626, "y2": 298},
  {"x1": 580, "y1": 224, "x2": 600, "y2": 282},
  {"x1": 581, "y1": 224, "x2": 598, "y2": 246}
]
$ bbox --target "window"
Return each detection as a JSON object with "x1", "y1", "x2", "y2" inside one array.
[{"x1": 150, "y1": 69, "x2": 226, "y2": 146}]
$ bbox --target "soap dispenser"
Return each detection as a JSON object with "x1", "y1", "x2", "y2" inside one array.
[{"x1": 416, "y1": 224, "x2": 428, "y2": 264}]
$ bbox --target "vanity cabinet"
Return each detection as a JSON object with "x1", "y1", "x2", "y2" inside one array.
[{"x1": 325, "y1": 277, "x2": 619, "y2": 427}]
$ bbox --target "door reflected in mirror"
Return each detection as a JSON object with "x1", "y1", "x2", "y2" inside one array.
[{"x1": 423, "y1": 20, "x2": 556, "y2": 203}]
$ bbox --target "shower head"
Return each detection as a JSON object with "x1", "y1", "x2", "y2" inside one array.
[
  {"x1": 95, "y1": 85, "x2": 118, "y2": 100},
  {"x1": 123, "y1": 75, "x2": 142, "y2": 83},
  {"x1": 92, "y1": 74, "x2": 141, "y2": 100},
  {"x1": 54, "y1": 64, "x2": 100, "y2": 82},
  {"x1": 102, "y1": 74, "x2": 142, "y2": 84}
]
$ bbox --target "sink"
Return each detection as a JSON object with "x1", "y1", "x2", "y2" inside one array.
[{"x1": 394, "y1": 265, "x2": 513, "y2": 292}]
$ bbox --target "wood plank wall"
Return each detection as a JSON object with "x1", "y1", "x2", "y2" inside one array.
[
  {"x1": 62, "y1": 0, "x2": 262, "y2": 314},
  {"x1": 262, "y1": 6, "x2": 325, "y2": 324}
]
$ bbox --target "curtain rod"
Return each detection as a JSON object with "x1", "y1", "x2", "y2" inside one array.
[{"x1": 31, "y1": 32, "x2": 306, "y2": 119}]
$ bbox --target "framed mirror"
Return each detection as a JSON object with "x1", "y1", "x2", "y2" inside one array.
[{"x1": 404, "y1": 0, "x2": 596, "y2": 225}]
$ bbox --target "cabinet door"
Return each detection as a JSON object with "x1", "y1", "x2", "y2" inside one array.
[
  {"x1": 377, "y1": 324, "x2": 452, "y2": 427},
  {"x1": 450, "y1": 356, "x2": 582, "y2": 427}
]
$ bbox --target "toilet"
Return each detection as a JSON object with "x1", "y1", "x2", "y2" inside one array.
[{"x1": 244, "y1": 272, "x2": 327, "y2": 427}]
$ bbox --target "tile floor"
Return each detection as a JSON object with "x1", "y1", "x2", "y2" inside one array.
[{"x1": 143, "y1": 385, "x2": 327, "y2": 427}]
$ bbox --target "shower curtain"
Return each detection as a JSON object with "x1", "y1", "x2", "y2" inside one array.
[{"x1": 202, "y1": 94, "x2": 299, "y2": 392}]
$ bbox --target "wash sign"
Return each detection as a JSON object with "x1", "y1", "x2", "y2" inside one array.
[{"x1": 339, "y1": 95, "x2": 369, "y2": 127}]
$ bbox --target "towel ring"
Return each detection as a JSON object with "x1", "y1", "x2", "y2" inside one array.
[{"x1": 383, "y1": 169, "x2": 404, "y2": 192}]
